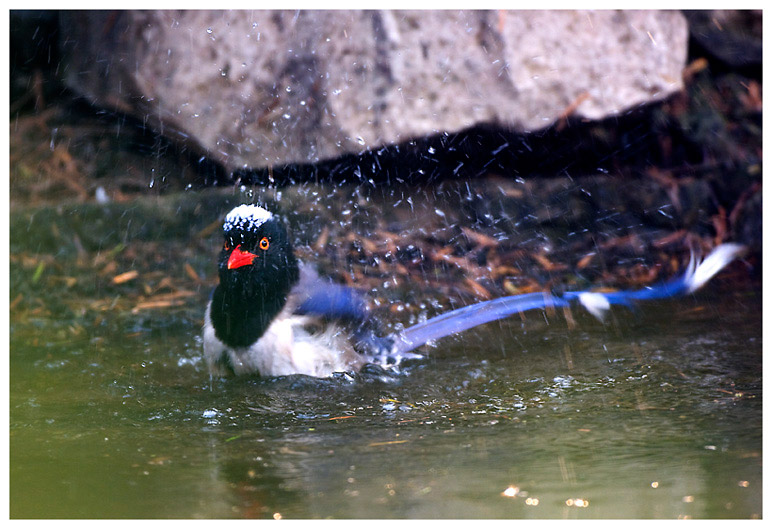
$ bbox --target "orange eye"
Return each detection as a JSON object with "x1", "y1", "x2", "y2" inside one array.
[
  {"x1": 224, "y1": 242, "x2": 231, "y2": 251},
  {"x1": 259, "y1": 237, "x2": 270, "y2": 251}
]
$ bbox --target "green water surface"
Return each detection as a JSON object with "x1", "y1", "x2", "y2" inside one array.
[{"x1": 9, "y1": 189, "x2": 761, "y2": 519}]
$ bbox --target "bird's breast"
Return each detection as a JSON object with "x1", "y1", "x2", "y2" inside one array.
[{"x1": 203, "y1": 302, "x2": 365, "y2": 377}]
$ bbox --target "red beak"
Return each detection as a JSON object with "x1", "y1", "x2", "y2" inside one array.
[{"x1": 227, "y1": 245, "x2": 257, "y2": 269}]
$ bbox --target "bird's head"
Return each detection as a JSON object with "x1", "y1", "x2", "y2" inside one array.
[{"x1": 217, "y1": 204, "x2": 299, "y2": 300}]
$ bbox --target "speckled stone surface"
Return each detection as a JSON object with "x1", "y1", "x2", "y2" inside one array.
[{"x1": 59, "y1": 10, "x2": 688, "y2": 172}]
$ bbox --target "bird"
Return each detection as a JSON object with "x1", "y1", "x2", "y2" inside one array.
[{"x1": 203, "y1": 204, "x2": 746, "y2": 378}]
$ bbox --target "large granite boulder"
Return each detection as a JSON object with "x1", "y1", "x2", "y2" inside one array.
[{"x1": 59, "y1": 10, "x2": 689, "y2": 172}]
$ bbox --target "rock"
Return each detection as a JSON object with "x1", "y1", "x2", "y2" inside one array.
[{"x1": 59, "y1": 10, "x2": 688, "y2": 173}]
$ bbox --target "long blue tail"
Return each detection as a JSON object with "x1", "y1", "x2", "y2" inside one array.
[{"x1": 390, "y1": 243, "x2": 745, "y2": 355}]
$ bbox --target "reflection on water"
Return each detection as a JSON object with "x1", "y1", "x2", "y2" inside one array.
[{"x1": 10, "y1": 281, "x2": 761, "y2": 518}]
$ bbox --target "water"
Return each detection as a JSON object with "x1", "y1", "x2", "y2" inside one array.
[
  {"x1": 10, "y1": 287, "x2": 761, "y2": 519},
  {"x1": 9, "y1": 188, "x2": 761, "y2": 519}
]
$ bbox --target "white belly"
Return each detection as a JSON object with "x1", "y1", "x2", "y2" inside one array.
[{"x1": 203, "y1": 303, "x2": 365, "y2": 378}]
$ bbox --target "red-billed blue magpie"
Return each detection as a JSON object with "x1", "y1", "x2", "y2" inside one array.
[{"x1": 203, "y1": 204, "x2": 745, "y2": 378}]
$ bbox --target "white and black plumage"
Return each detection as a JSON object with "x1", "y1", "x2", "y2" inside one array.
[
  {"x1": 205, "y1": 205, "x2": 355, "y2": 377},
  {"x1": 203, "y1": 204, "x2": 746, "y2": 378}
]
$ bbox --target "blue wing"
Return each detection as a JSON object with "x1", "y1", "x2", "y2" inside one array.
[
  {"x1": 290, "y1": 261, "x2": 370, "y2": 322},
  {"x1": 295, "y1": 280, "x2": 369, "y2": 322},
  {"x1": 390, "y1": 243, "x2": 745, "y2": 355},
  {"x1": 291, "y1": 265, "x2": 411, "y2": 364}
]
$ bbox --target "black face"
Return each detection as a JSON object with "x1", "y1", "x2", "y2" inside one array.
[
  {"x1": 210, "y1": 207, "x2": 300, "y2": 348},
  {"x1": 218, "y1": 214, "x2": 299, "y2": 299}
]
